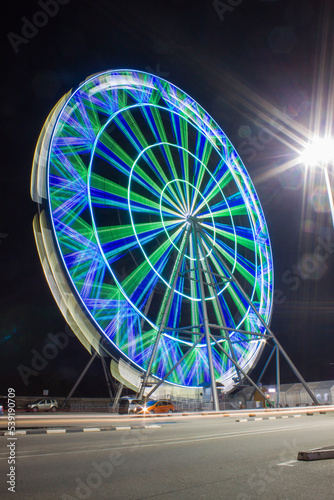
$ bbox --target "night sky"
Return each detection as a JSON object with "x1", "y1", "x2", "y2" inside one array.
[{"x1": 1, "y1": 0, "x2": 334, "y2": 398}]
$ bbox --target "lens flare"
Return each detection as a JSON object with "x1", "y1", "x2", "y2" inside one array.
[{"x1": 299, "y1": 138, "x2": 334, "y2": 167}]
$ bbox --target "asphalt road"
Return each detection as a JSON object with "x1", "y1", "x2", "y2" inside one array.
[{"x1": 1, "y1": 413, "x2": 333, "y2": 499}]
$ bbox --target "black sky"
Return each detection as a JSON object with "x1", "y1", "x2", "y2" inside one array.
[{"x1": 1, "y1": 0, "x2": 334, "y2": 398}]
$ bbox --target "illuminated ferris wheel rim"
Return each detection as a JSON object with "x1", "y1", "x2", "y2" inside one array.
[{"x1": 37, "y1": 69, "x2": 273, "y2": 389}]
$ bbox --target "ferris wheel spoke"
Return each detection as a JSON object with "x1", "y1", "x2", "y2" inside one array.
[
  {"x1": 192, "y1": 180, "x2": 222, "y2": 216},
  {"x1": 211, "y1": 223, "x2": 253, "y2": 248},
  {"x1": 98, "y1": 223, "x2": 166, "y2": 261},
  {"x1": 141, "y1": 107, "x2": 187, "y2": 194},
  {"x1": 192, "y1": 132, "x2": 213, "y2": 181},
  {"x1": 201, "y1": 222, "x2": 255, "y2": 264},
  {"x1": 202, "y1": 232, "x2": 256, "y2": 291},
  {"x1": 154, "y1": 228, "x2": 190, "y2": 320},
  {"x1": 113, "y1": 108, "x2": 154, "y2": 156},
  {"x1": 90, "y1": 172, "x2": 179, "y2": 217},
  {"x1": 189, "y1": 145, "x2": 213, "y2": 214},
  {"x1": 108, "y1": 109, "x2": 186, "y2": 209},
  {"x1": 191, "y1": 174, "x2": 234, "y2": 219},
  {"x1": 130, "y1": 159, "x2": 188, "y2": 214},
  {"x1": 97, "y1": 134, "x2": 134, "y2": 175},
  {"x1": 173, "y1": 116, "x2": 191, "y2": 192},
  {"x1": 208, "y1": 159, "x2": 231, "y2": 189},
  {"x1": 92, "y1": 146, "x2": 174, "y2": 210},
  {"x1": 122, "y1": 228, "x2": 185, "y2": 304}
]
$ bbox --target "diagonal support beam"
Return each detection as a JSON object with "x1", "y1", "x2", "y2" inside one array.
[
  {"x1": 138, "y1": 227, "x2": 190, "y2": 399},
  {"x1": 192, "y1": 222, "x2": 220, "y2": 411},
  {"x1": 198, "y1": 225, "x2": 320, "y2": 406},
  {"x1": 197, "y1": 230, "x2": 243, "y2": 385},
  {"x1": 210, "y1": 334, "x2": 274, "y2": 407},
  {"x1": 248, "y1": 344, "x2": 276, "y2": 401},
  {"x1": 145, "y1": 334, "x2": 206, "y2": 399}
]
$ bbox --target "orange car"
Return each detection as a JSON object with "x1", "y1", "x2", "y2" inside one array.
[{"x1": 140, "y1": 400, "x2": 175, "y2": 414}]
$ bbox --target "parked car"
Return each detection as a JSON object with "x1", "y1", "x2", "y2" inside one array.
[
  {"x1": 118, "y1": 397, "x2": 145, "y2": 415},
  {"x1": 26, "y1": 399, "x2": 58, "y2": 412},
  {"x1": 139, "y1": 400, "x2": 175, "y2": 414}
]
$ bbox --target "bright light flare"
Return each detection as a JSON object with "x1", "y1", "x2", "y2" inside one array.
[
  {"x1": 299, "y1": 137, "x2": 334, "y2": 227},
  {"x1": 299, "y1": 137, "x2": 334, "y2": 167}
]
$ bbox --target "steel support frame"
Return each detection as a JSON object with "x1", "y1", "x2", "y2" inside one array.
[
  {"x1": 198, "y1": 227, "x2": 319, "y2": 406},
  {"x1": 197, "y1": 231, "x2": 243, "y2": 386},
  {"x1": 60, "y1": 351, "x2": 98, "y2": 410},
  {"x1": 210, "y1": 333, "x2": 273, "y2": 406},
  {"x1": 101, "y1": 355, "x2": 114, "y2": 401},
  {"x1": 276, "y1": 345, "x2": 281, "y2": 407},
  {"x1": 145, "y1": 333, "x2": 206, "y2": 399},
  {"x1": 248, "y1": 344, "x2": 276, "y2": 401},
  {"x1": 138, "y1": 228, "x2": 191, "y2": 399},
  {"x1": 192, "y1": 221, "x2": 220, "y2": 411},
  {"x1": 138, "y1": 215, "x2": 319, "y2": 409}
]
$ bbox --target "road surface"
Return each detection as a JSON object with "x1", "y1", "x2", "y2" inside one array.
[{"x1": 0, "y1": 412, "x2": 333, "y2": 499}]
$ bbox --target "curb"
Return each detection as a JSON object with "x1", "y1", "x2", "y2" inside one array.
[
  {"x1": 0, "y1": 424, "x2": 161, "y2": 436},
  {"x1": 235, "y1": 414, "x2": 302, "y2": 422},
  {"x1": 298, "y1": 447, "x2": 334, "y2": 461}
]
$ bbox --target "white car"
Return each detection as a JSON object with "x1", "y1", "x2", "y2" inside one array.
[
  {"x1": 26, "y1": 399, "x2": 58, "y2": 412},
  {"x1": 118, "y1": 397, "x2": 144, "y2": 414}
]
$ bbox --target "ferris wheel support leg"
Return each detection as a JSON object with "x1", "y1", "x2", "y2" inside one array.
[
  {"x1": 138, "y1": 229, "x2": 191, "y2": 400},
  {"x1": 276, "y1": 345, "x2": 281, "y2": 408},
  {"x1": 210, "y1": 334, "x2": 274, "y2": 407},
  {"x1": 198, "y1": 237, "x2": 243, "y2": 386},
  {"x1": 230, "y1": 273, "x2": 320, "y2": 406},
  {"x1": 192, "y1": 223, "x2": 220, "y2": 412},
  {"x1": 112, "y1": 382, "x2": 124, "y2": 412},
  {"x1": 199, "y1": 228, "x2": 320, "y2": 406},
  {"x1": 60, "y1": 351, "x2": 98, "y2": 410},
  {"x1": 249, "y1": 344, "x2": 276, "y2": 401},
  {"x1": 100, "y1": 355, "x2": 114, "y2": 401}
]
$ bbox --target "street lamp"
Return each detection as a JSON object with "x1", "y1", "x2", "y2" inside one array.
[{"x1": 299, "y1": 137, "x2": 334, "y2": 226}]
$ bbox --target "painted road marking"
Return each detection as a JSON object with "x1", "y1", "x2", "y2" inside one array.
[{"x1": 277, "y1": 460, "x2": 298, "y2": 467}]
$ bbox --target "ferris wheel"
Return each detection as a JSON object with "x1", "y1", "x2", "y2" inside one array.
[{"x1": 31, "y1": 69, "x2": 274, "y2": 405}]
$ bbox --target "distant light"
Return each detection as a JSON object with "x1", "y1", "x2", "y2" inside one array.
[
  {"x1": 268, "y1": 388, "x2": 276, "y2": 393},
  {"x1": 299, "y1": 137, "x2": 334, "y2": 167}
]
